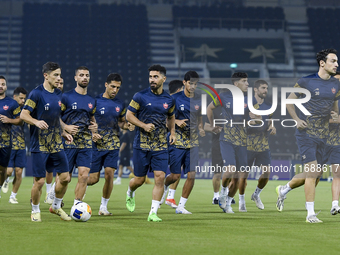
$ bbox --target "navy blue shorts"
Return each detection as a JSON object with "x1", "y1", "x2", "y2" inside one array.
[
  {"x1": 169, "y1": 146, "x2": 199, "y2": 174},
  {"x1": 0, "y1": 147, "x2": 11, "y2": 168},
  {"x1": 220, "y1": 141, "x2": 247, "y2": 171},
  {"x1": 323, "y1": 144, "x2": 340, "y2": 164},
  {"x1": 247, "y1": 150, "x2": 271, "y2": 167},
  {"x1": 65, "y1": 148, "x2": 92, "y2": 173},
  {"x1": 296, "y1": 134, "x2": 325, "y2": 163},
  {"x1": 90, "y1": 149, "x2": 119, "y2": 173},
  {"x1": 31, "y1": 151, "x2": 69, "y2": 177},
  {"x1": 133, "y1": 148, "x2": 168, "y2": 177},
  {"x1": 8, "y1": 149, "x2": 26, "y2": 168},
  {"x1": 119, "y1": 155, "x2": 131, "y2": 167}
]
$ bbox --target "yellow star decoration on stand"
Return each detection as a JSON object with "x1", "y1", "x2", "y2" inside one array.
[
  {"x1": 243, "y1": 45, "x2": 279, "y2": 59},
  {"x1": 187, "y1": 44, "x2": 223, "y2": 58}
]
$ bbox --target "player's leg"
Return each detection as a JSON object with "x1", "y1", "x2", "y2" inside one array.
[
  {"x1": 74, "y1": 149, "x2": 92, "y2": 203},
  {"x1": 99, "y1": 149, "x2": 118, "y2": 215},
  {"x1": 147, "y1": 150, "x2": 168, "y2": 222},
  {"x1": 161, "y1": 146, "x2": 183, "y2": 206},
  {"x1": 8, "y1": 167, "x2": 22, "y2": 204},
  {"x1": 331, "y1": 163, "x2": 340, "y2": 214},
  {"x1": 1, "y1": 147, "x2": 13, "y2": 194},
  {"x1": 114, "y1": 164, "x2": 123, "y2": 185},
  {"x1": 212, "y1": 171, "x2": 222, "y2": 204},
  {"x1": 176, "y1": 147, "x2": 198, "y2": 214},
  {"x1": 126, "y1": 149, "x2": 147, "y2": 212},
  {"x1": 127, "y1": 166, "x2": 135, "y2": 178},
  {"x1": 45, "y1": 171, "x2": 53, "y2": 195}
]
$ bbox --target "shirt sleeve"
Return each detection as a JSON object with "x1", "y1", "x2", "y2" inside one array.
[
  {"x1": 23, "y1": 89, "x2": 39, "y2": 113},
  {"x1": 120, "y1": 101, "x2": 127, "y2": 118},
  {"x1": 12, "y1": 101, "x2": 21, "y2": 118},
  {"x1": 60, "y1": 94, "x2": 67, "y2": 113},
  {"x1": 167, "y1": 97, "x2": 175, "y2": 117},
  {"x1": 127, "y1": 93, "x2": 141, "y2": 114},
  {"x1": 293, "y1": 78, "x2": 306, "y2": 98}
]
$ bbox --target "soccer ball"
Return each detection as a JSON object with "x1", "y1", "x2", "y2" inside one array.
[{"x1": 70, "y1": 202, "x2": 92, "y2": 222}]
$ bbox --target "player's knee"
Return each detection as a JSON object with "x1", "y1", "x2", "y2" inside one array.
[
  {"x1": 16, "y1": 169, "x2": 23, "y2": 177},
  {"x1": 58, "y1": 172, "x2": 70, "y2": 185}
]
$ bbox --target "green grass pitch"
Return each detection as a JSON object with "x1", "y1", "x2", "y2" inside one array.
[{"x1": 0, "y1": 178, "x2": 339, "y2": 255}]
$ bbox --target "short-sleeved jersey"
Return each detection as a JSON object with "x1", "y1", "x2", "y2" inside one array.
[
  {"x1": 128, "y1": 88, "x2": 175, "y2": 151},
  {"x1": 11, "y1": 123, "x2": 25, "y2": 150},
  {"x1": 294, "y1": 73, "x2": 340, "y2": 139},
  {"x1": 23, "y1": 84, "x2": 63, "y2": 153},
  {"x1": 247, "y1": 101, "x2": 273, "y2": 152},
  {"x1": 326, "y1": 100, "x2": 340, "y2": 146},
  {"x1": 61, "y1": 89, "x2": 96, "y2": 149},
  {"x1": 171, "y1": 91, "x2": 201, "y2": 149},
  {"x1": 120, "y1": 132, "x2": 131, "y2": 158},
  {"x1": 0, "y1": 96, "x2": 21, "y2": 148},
  {"x1": 214, "y1": 90, "x2": 250, "y2": 146},
  {"x1": 94, "y1": 94, "x2": 126, "y2": 151}
]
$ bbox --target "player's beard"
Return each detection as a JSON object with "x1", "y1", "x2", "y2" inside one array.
[
  {"x1": 150, "y1": 82, "x2": 161, "y2": 91},
  {"x1": 78, "y1": 81, "x2": 89, "y2": 88}
]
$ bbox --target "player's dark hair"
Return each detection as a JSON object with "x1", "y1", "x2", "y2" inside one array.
[
  {"x1": 231, "y1": 72, "x2": 248, "y2": 85},
  {"x1": 168, "y1": 80, "x2": 183, "y2": 94},
  {"x1": 316, "y1": 48, "x2": 337, "y2": 66},
  {"x1": 254, "y1": 79, "x2": 268, "y2": 90},
  {"x1": 13, "y1": 87, "x2": 27, "y2": 96},
  {"x1": 0, "y1": 75, "x2": 6, "y2": 81},
  {"x1": 184, "y1": 70, "x2": 199, "y2": 81},
  {"x1": 106, "y1": 73, "x2": 122, "y2": 84},
  {"x1": 42, "y1": 62, "x2": 60, "y2": 74},
  {"x1": 75, "y1": 66, "x2": 89, "y2": 75},
  {"x1": 148, "y1": 64, "x2": 166, "y2": 76}
]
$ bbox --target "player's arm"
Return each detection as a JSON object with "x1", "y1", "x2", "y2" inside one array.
[
  {"x1": 167, "y1": 114, "x2": 176, "y2": 145},
  {"x1": 330, "y1": 100, "x2": 339, "y2": 123},
  {"x1": 120, "y1": 142, "x2": 127, "y2": 153},
  {"x1": 286, "y1": 92, "x2": 307, "y2": 129},
  {"x1": 60, "y1": 118, "x2": 79, "y2": 135},
  {"x1": 126, "y1": 110, "x2": 154, "y2": 132},
  {"x1": 267, "y1": 118, "x2": 276, "y2": 135},
  {"x1": 207, "y1": 101, "x2": 221, "y2": 134},
  {"x1": 0, "y1": 115, "x2": 22, "y2": 125},
  {"x1": 198, "y1": 116, "x2": 205, "y2": 137},
  {"x1": 20, "y1": 109, "x2": 48, "y2": 129},
  {"x1": 118, "y1": 117, "x2": 135, "y2": 131}
]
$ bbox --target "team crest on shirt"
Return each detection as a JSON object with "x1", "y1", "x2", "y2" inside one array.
[
  {"x1": 163, "y1": 102, "x2": 168, "y2": 109},
  {"x1": 244, "y1": 103, "x2": 247, "y2": 108},
  {"x1": 115, "y1": 106, "x2": 120, "y2": 112},
  {"x1": 194, "y1": 104, "x2": 199, "y2": 110},
  {"x1": 3, "y1": 105, "x2": 8, "y2": 110},
  {"x1": 58, "y1": 101, "x2": 61, "y2": 107},
  {"x1": 332, "y1": 87, "x2": 336, "y2": 94},
  {"x1": 88, "y1": 103, "x2": 93, "y2": 109}
]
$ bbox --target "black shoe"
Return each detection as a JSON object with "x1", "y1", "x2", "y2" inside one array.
[
  {"x1": 231, "y1": 198, "x2": 236, "y2": 204},
  {"x1": 212, "y1": 198, "x2": 219, "y2": 204}
]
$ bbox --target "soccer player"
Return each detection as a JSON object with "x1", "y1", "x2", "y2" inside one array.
[
  {"x1": 87, "y1": 73, "x2": 133, "y2": 215},
  {"x1": 44, "y1": 76, "x2": 65, "y2": 204},
  {"x1": 275, "y1": 48, "x2": 340, "y2": 223},
  {"x1": 20, "y1": 62, "x2": 73, "y2": 222},
  {"x1": 206, "y1": 72, "x2": 251, "y2": 213},
  {"x1": 164, "y1": 79, "x2": 183, "y2": 208},
  {"x1": 161, "y1": 71, "x2": 205, "y2": 214},
  {"x1": 125, "y1": 64, "x2": 176, "y2": 222},
  {"x1": 60, "y1": 66, "x2": 98, "y2": 205},
  {"x1": 238, "y1": 80, "x2": 276, "y2": 211},
  {"x1": 1, "y1": 87, "x2": 27, "y2": 203},
  {"x1": 0, "y1": 76, "x2": 22, "y2": 199}
]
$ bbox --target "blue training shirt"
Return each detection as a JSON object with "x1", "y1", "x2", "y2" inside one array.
[{"x1": 0, "y1": 96, "x2": 20, "y2": 148}]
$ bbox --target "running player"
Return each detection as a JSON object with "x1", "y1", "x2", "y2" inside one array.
[
  {"x1": 87, "y1": 73, "x2": 133, "y2": 215},
  {"x1": 161, "y1": 71, "x2": 205, "y2": 214},
  {"x1": 207, "y1": 72, "x2": 251, "y2": 213},
  {"x1": 20, "y1": 62, "x2": 73, "y2": 222},
  {"x1": 1, "y1": 87, "x2": 27, "y2": 204},
  {"x1": 275, "y1": 48, "x2": 340, "y2": 223},
  {"x1": 60, "y1": 66, "x2": 98, "y2": 205},
  {"x1": 0, "y1": 76, "x2": 22, "y2": 199},
  {"x1": 125, "y1": 64, "x2": 176, "y2": 222},
  {"x1": 238, "y1": 80, "x2": 276, "y2": 211}
]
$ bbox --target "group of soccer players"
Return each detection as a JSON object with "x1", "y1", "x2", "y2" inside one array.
[{"x1": 1, "y1": 48, "x2": 340, "y2": 223}]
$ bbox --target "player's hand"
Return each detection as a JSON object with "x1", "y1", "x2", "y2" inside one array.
[
  {"x1": 62, "y1": 131, "x2": 73, "y2": 145},
  {"x1": 296, "y1": 119, "x2": 308, "y2": 130},
  {"x1": 0, "y1": 114, "x2": 10, "y2": 123},
  {"x1": 143, "y1": 123, "x2": 155, "y2": 132},
  {"x1": 169, "y1": 132, "x2": 176, "y2": 145},
  {"x1": 92, "y1": 133, "x2": 102, "y2": 143},
  {"x1": 249, "y1": 112, "x2": 262, "y2": 120},
  {"x1": 212, "y1": 126, "x2": 222, "y2": 135},
  {"x1": 65, "y1": 124, "x2": 79, "y2": 135},
  {"x1": 89, "y1": 121, "x2": 98, "y2": 132},
  {"x1": 175, "y1": 119, "x2": 188, "y2": 128},
  {"x1": 331, "y1": 111, "x2": 338, "y2": 122},
  {"x1": 199, "y1": 129, "x2": 206, "y2": 137},
  {"x1": 35, "y1": 120, "x2": 49, "y2": 130},
  {"x1": 268, "y1": 125, "x2": 276, "y2": 135},
  {"x1": 127, "y1": 122, "x2": 135, "y2": 131}
]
